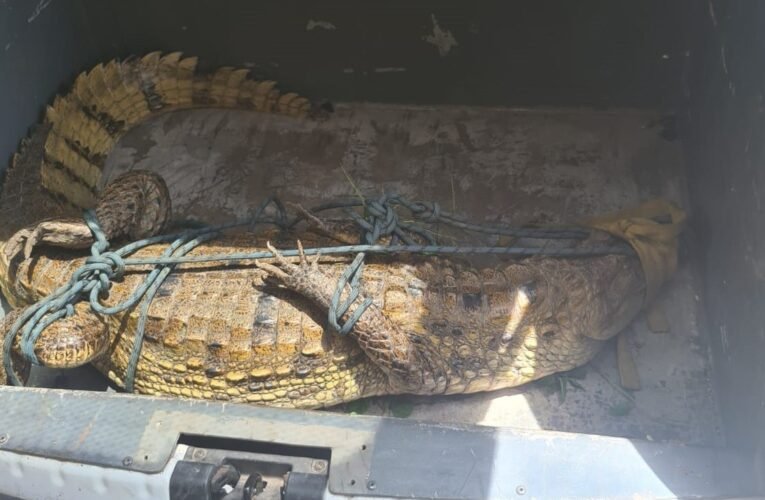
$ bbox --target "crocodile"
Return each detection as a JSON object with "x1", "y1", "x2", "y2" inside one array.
[
  {"x1": 0, "y1": 170, "x2": 651, "y2": 408},
  {"x1": 0, "y1": 53, "x2": 676, "y2": 408}
]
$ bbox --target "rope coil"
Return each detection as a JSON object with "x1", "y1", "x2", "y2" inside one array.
[{"x1": 3, "y1": 194, "x2": 631, "y2": 390}]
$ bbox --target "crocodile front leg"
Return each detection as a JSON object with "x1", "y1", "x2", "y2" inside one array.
[
  {"x1": 4, "y1": 170, "x2": 171, "y2": 266},
  {"x1": 256, "y1": 242, "x2": 442, "y2": 393}
]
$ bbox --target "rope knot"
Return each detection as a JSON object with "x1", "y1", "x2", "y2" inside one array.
[
  {"x1": 85, "y1": 252, "x2": 126, "y2": 281},
  {"x1": 365, "y1": 197, "x2": 399, "y2": 243},
  {"x1": 84, "y1": 251, "x2": 126, "y2": 296},
  {"x1": 410, "y1": 201, "x2": 441, "y2": 222}
]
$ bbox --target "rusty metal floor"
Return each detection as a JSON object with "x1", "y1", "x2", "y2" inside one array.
[{"x1": 16, "y1": 104, "x2": 723, "y2": 446}]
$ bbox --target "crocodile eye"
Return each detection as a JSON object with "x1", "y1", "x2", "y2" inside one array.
[{"x1": 542, "y1": 330, "x2": 556, "y2": 339}]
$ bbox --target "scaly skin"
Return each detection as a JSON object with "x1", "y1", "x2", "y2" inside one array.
[{"x1": 1, "y1": 230, "x2": 645, "y2": 408}]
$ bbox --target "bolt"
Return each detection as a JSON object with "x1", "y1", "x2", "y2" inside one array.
[
  {"x1": 311, "y1": 460, "x2": 327, "y2": 473},
  {"x1": 516, "y1": 485, "x2": 526, "y2": 496},
  {"x1": 191, "y1": 448, "x2": 207, "y2": 460},
  {"x1": 243, "y1": 472, "x2": 267, "y2": 499},
  {"x1": 367, "y1": 480, "x2": 376, "y2": 491},
  {"x1": 122, "y1": 456, "x2": 133, "y2": 467},
  {"x1": 0, "y1": 433, "x2": 9, "y2": 445}
]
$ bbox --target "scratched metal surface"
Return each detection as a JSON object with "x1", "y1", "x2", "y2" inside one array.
[{"x1": 0, "y1": 387, "x2": 757, "y2": 499}]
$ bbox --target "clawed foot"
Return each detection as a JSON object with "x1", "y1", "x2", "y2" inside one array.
[
  {"x1": 4, "y1": 227, "x2": 37, "y2": 267},
  {"x1": 255, "y1": 240, "x2": 322, "y2": 289},
  {"x1": 4, "y1": 219, "x2": 93, "y2": 270}
]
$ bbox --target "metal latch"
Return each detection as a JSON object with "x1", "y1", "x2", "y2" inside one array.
[{"x1": 168, "y1": 439, "x2": 329, "y2": 500}]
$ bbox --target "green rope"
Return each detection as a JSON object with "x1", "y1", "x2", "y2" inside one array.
[{"x1": 3, "y1": 194, "x2": 631, "y2": 390}]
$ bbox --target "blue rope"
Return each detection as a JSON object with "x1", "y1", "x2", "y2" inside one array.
[
  {"x1": 3, "y1": 197, "x2": 286, "y2": 388},
  {"x1": 325, "y1": 194, "x2": 432, "y2": 334},
  {"x1": 3, "y1": 194, "x2": 631, "y2": 389},
  {"x1": 326, "y1": 194, "x2": 429, "y2": 334},
  {"x1": 288, "y1": 197, "x2": 590, "y2": 240},
  {"x1": 328, "y1": 253, "x2": 371, "y2": 335},
  {"x1": 117, "y1": 243, "x2": 632, "y2": 266}
]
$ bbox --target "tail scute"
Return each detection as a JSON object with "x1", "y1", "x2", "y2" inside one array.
[{"x1": 38, "y1": 52, "x2": 323, "y2": 208}]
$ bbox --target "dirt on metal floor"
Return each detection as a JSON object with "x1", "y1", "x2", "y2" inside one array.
[{"x1": 17, "y1": 103, "x2": 723, "y2": 445}]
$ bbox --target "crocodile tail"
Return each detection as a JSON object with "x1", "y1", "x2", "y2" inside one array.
[{"x1": 39, "y1": 51, "x2": 322, "y2": 209}]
